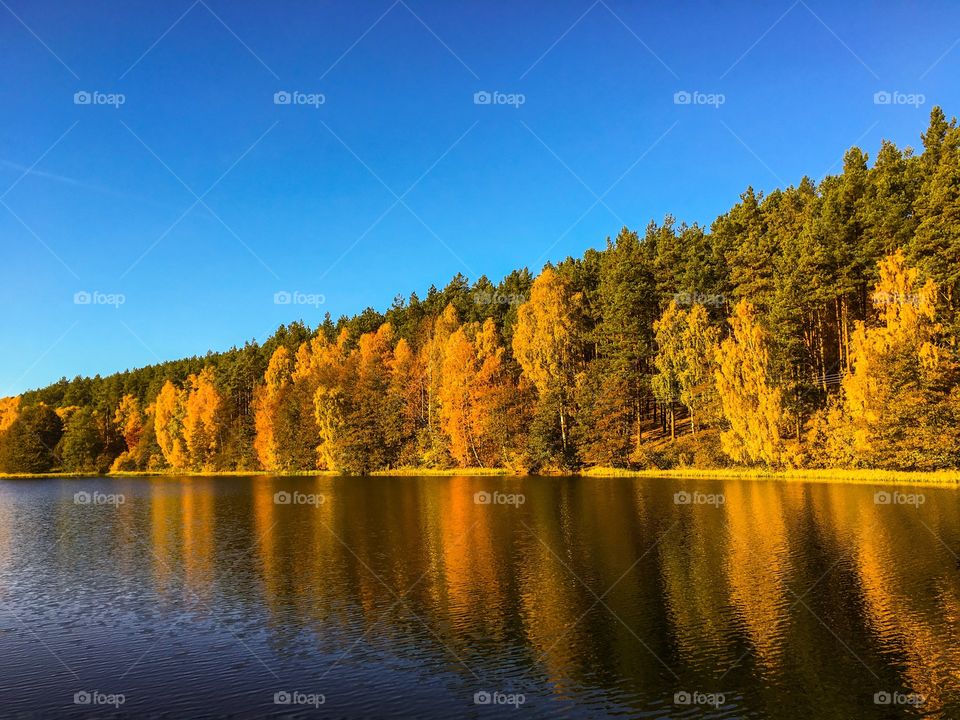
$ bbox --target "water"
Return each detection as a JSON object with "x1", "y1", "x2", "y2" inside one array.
[{"x1": 0, "y1": 475, "x2": 957, "y2": 718}]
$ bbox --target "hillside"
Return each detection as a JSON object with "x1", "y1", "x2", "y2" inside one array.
[{"x1": 2, "y1": 108, "x2": 959, "y2": 475}]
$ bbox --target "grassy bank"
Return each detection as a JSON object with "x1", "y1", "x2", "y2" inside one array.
[
  {"x1": 2, "y1": 467, "x2": 959, "y2": 487},
  {"x1": 370, "y1": 467, "x2": 508, "y2": 476},
  {"x1": 0, "y1": 470, "x2": 338, "y2": 479},
  {"x1": 582, "y1": 466, "x2": 960, "y2": 486}
]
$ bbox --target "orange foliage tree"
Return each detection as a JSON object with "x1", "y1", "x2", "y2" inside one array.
[{"x1": 154, "y1": 380, "x2": 188, "y2": 469}]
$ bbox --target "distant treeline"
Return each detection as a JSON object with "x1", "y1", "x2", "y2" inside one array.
[{"x1": 2, "y1": 108, "x2": 959, "y2": 474}]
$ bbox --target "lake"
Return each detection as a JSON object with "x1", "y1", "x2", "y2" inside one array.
[{"x1": 0, "y1": 475, "x2": 956, "y2": 718}]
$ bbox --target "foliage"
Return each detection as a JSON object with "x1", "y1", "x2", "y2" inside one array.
[
  {"x1": 3, "y1": 109, "x2": 960, "y2": 474},
  {"x1": 714, "y1": 301, "x2": 786, "y2": 466}
]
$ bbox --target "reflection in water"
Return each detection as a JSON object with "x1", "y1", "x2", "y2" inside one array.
[
  {"x1": 0, "y1": 475, "x2": 958, "y2": 718},
  {"x1": 723, "y1": 482, "x2": 794, "y2": 678},
  {"x1": 847, "y1": 496, "x2": 960, "y2": 716}
]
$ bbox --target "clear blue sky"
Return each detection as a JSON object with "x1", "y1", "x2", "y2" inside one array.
[{"x1": 1, "y1": 0, "x2": 958, "y2": 395}]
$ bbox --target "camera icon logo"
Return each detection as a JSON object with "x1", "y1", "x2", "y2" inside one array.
[
  {"x1": 274, "y1": 491, "x2": 291, "y2": 505},
  {"x1": 274, "y1": 91, "x2": 292, "y2": 105},
  {"x1": 874, "y1": 491, "x2": 891, "y2": 505},
  {"x1": 674, "y1": 491, "x2": 691, "y2": 505},
  {"x1": 274, "y1": 291, "x2": 292, "y2": 305},
  {"x1": 873, "y1": 90, "x2": 892, "y2": 105},
  {"x1": 274, "y1": 690, "x2": 292, "y2": 705},
  {"x1": 473, "y1": 91, "x2": 492, "y2": 105},
  {"x1": 874, "y1": 691, "x2": 892, "y2": 705},
  {"x1": 474, "y1": 691, "x2": 492, "y2": 704},
  {"x1": 674, "y1": 690, "x2": 692, "y2": 704},
  {"x1": 74, "y1": 491, "x2": 91, "y2": 505},
  {"x1": 74, "y1": 291, "x2": 92, "y2": 305},
  {"x1": 74, "y1": 91, "x2": 92, "y2": 105},
  {"x1": 473, "y1": 491, "x2": 491, "y2": 505},
  {"x1": 74, "y1": 691, "x2": 92, "y2": 705},
  {"x1": 673, "y1": 90, "x2": 692, "y2": 105}
]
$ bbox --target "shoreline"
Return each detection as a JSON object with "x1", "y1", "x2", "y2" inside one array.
[{"x1": 1, "y1": 467, "x2": 959, "y2": 487}]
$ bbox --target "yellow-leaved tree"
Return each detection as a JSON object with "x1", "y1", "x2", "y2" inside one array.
[
  {"x1": 300, "y1": 331, "x2": 344, "y2": 470},
  {"x1": 311, "y1": 330, "x2": 352, "y2": 472},
  {"x1": 439, "y1": 318, "x2": 517, "y2": 468},
  {"x1": 0, "y1": 396, "x2": 20, "y2": 435},
  {"x1": 820, "y1": 250, "x2": 957, "y2": 468},
  {"x1": 387, "y1": 337, "x2": 422, "y2": 465},
  {"x1": 417, "y1": 304, "x2": 460, "y2": 466},
  {"x1": 154, "y1": 380, "x2": 188, "y2": 469},
  {"x1": 183, "y1": 367, "x2": 223, "y2": 471},
  {"x1": 253, "y1": 346, "x2": 293, "y2": 471},
  {"x1": 110, "y1": 394, "x2": 145, "y2": 471},
  {"x1": 512, "y1": 267, "x2": 581, "y2": 460},
  {"x1": 469, "y1": 318, "x2": 518, "y2": 466},
  {"x1": 440, "y1": 326, "x2": 479, "y2": 466},
  {"x1": 652, "y1": 302, "x2": 720, "y2": 438},
  {"x1": 714, "y1": 300, "x2": 785, "y2": 466}
]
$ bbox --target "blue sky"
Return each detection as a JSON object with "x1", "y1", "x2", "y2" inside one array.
[{"x1": 1, "y1": 0, "x2": 958, "y2": 395}]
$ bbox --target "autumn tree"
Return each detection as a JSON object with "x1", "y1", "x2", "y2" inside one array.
[
  {"x1": 0, "y1": 396, "x2": 19, "y2": 435},
  {"x1": 469, "y1": 319, "x2": 520, "y2": 466},
  {"x1": 154, "y1": 380, "x2": 188, "y2": 469},
  {"x1": 417, "y1": 304, "x2": 460, "y2": 466},
  {"x1": 347, "y1": 323, "x2": 398, "y2": 471},
  {"x1": 183, "y1": 367, "x2": 223, "y2": 471},
  {"x1": 111, "y1": 394, "x2": 144, "y2": 471},
  {"x1": 652, "y1": 301, "x2": 720, "y2": 439},
  {"x1": 387, "y1": 338, "x2": 422, "y2": 465},
  {"x1": 714, "y1": 301, "x2": 786, "y2": 466},
  {"x1": 652, "y1": 302, "x2": 685, "y2": 439},
  {"x1": 677, "y1": 304, "x2": 721, "y2": 432},
  {"x1": 253, "y1": 346, "x2": 293, "y2": 472},
  {"x1": 513, "y1": 267, "x2": 582, "y2": 466},
  {"x1": 819, "y1": 251, "x2": 960, "y2": 468},
  {"x1": 440, "y1": 326, "x2": 480, "y2": 465}
]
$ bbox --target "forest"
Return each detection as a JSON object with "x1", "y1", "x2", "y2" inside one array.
[{"x1": 1, "y1": 108, "x2": 959, "y2": 475}]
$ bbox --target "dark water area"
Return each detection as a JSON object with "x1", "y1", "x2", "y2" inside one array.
[{"x1": 0, "y1": 475, "x2": 957, "y2": 718}]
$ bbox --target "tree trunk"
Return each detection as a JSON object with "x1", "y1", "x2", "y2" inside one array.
[{"x1": 559, "y1": 400, "x2": 568, "y2": 453}]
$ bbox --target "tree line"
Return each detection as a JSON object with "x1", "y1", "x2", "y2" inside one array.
[{"x1": 2, "y1": 108, "x2": 959, "y2": 474}]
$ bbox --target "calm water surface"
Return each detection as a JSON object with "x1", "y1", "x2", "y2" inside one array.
[{"x1": 0, "y1": 475, "x2": 958, "y2": 718}]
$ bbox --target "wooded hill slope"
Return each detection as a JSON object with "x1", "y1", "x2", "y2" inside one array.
[{"x1": 2, "y1": 108, "x2": 959, "y2": 474}]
